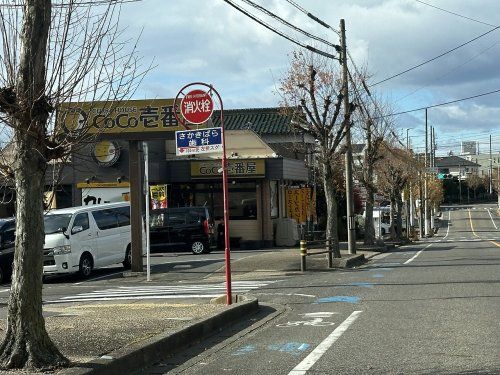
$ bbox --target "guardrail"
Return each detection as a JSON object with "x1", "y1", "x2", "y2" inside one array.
[{"x1": 300, "y1": 238, "x2": 334, "y2": 272}]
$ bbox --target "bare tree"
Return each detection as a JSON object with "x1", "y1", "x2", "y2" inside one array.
[
  {"x1": 350, "y1": 91, "x2": 395, "y2": 245},
  {"x1": 0, "y1": 0, "x2": 147, "y2": 370},
  {"x1": 279, "y1": 50, "x2": 357, "y2": 257},
  {"x1": 376, "y1": 145, "x2": 412, "y2": 241}
]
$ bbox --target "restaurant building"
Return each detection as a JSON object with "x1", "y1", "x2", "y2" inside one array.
[{"x1": 0, "y1": 107, "x2": 313, "y2": 248}]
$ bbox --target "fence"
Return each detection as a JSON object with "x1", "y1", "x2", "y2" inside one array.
[{"x1": 300, "y1": 237, "x2": 334, "y2": 272}]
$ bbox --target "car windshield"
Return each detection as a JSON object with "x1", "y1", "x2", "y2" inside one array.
[{"x1": 44, "y1": 214, "x2": 73, "y2": 235}]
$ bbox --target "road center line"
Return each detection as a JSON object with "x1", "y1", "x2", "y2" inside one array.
[
  {"x1": 287, "y1": 310, "x2": 362, "y2": 375},
  {"x1": 486, "y1": 209, "x2": 498, "y2": 230},
  {"x1": 468, "y1": 209, "x2": 480, "y2": 238}
]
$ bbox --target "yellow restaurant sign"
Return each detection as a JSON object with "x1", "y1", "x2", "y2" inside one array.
[
  {"x1": 59, "y1": 99, "x2": 188, "y2": 134},
  {"x1": 191, "y1": 159, "x2": 265, "y2": 178},
  {"x1": 76, "y1": 182, "x2": 131, "y2": 188}
]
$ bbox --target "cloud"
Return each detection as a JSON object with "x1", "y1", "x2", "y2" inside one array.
[{"x1": 117, "y1": 0, "x2": 500, "y2": 153}]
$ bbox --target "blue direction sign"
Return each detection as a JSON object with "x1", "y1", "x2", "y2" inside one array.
[{"x1": 175, "y1": 127, "x2": 223, "y2": 156}]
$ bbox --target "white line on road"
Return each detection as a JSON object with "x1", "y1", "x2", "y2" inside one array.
[
  {"x1": 404, "y1": 209, "x2": 451, "y2": 264},
  {"x1": 444, "y1": 210, "x2": 451, "y2": 239},
  {"x1": 487, "y1": 209, "x2": 498, "y2": 230},
  {"x1": 288, "y1": 310, "x2": 363, "y2": 375},
  {"x1": 404, "y1": 242, "x2": 434, "y2": 265}
]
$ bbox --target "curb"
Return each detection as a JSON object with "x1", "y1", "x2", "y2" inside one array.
[
  {"x1": 62, "y1": 297, "x2": 259, "y2": 375},
  {"x1": 331, "y1": 254, "x2": 366, "y2": 268}
]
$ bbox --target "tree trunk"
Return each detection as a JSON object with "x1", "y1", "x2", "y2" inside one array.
[
  {"x1": 389, "y1": 194, "x2": 397, "y2": 240},
  {"x1": 0, "y1": 145, "x2": 67, "y2": 370},
  {"x1": 396, "y1": 194, "x2": 403, "y2": 240},
  {"x1": 363, "y1": 186, "x2": 375, "y2": 245},
  {"x1": 323, "y1": 162, "x2": 340, "y2": 258},
  {"x1": 0, "y1": 1, "x2": 68, "y2": 370}
]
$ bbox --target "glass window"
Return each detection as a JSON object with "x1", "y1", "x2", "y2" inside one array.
[
  {"x1": 72, "y1": 213, "x2": 89, "y2": 231},
  {"x1": 168, "y1": 211, "x2": 186, "y2": 226},
  {"x1": 150, "y1": 210, "x2": 167, "y2": 228},
  {"x1": 44, "y1": 214, "x2": 72, "y2": 235},
  {"x1": 1, "y1": 221, "x2": 15, "y2": 245},
  {"x1": 116, "y1": 206, "x2": 130, "y2": 227},
  {"x1": 92, "y1": 209, "x2": 118, "y2": 230}
]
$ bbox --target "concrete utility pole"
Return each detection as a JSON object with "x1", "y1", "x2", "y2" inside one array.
[
  {"x1": 430, "y1": 126, "x2": 435, "y2": 231},
  {"x1": 340, "y1": 19, "x2": 356, "y2": 254},
  {"x1": 490, "y1": 134, "x2": 493, "y2": 195},
  {"x1": 424, "y1": 109, "x2": 430, "y2": 237}
]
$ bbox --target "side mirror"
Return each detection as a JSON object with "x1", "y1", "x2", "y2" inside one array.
[{"x1": 71, "y1": 226, "x2": 84, "y2": 235}]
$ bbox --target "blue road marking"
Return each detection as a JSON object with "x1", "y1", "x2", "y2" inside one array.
[
  {"x1": 314, "y1": 296, "x2": 360, "y2": 304},
  {"x1": 267, "y1": 342, "x2": 310, "y2": 355},
  {"x1": 374, "y1": 268, "x2": 393, "y2": 271},
  {"x1": 233, "y1": 345, "x2": 256, "y2": 356},
  {"x1": 371, "y1": 273, "x2": 385, "y2": 278},
  {"x1": 349, "y1": 282, "x2": 375, "y2": 288}
]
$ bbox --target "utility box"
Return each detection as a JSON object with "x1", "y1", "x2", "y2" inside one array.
[{"x1": 275, "y1": 218, "x2": 299, "y2": 247}]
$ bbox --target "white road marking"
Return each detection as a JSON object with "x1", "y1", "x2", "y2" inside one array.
[
  {"x1": 487, "y1": 209, "x2": 498, "y2": 230},
  {"x1": 405, "y1": 209, "x2": 453, "y2": 264},
  {"x1": 45, "y1": 280, "x2": 278, "y2": 304},
  {"x1": 0, "y1": 288, "x2": 10, "y2": 293},
  {"x1": 404, "y1": 242, "x2": 434, "y2": 265},
  {"x1": 444, "y1": 210, "x2": 451, "y2": 239},
  {"x1": 287, "y1": 311, "x2": 363, "y2": 375}
]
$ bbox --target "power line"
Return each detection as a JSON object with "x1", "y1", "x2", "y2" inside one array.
[
  {"x1": 240, "y1": 0, "x2": 339, "y2": 49},
  {"x1": 222, "y1": 0, "x2": 338, "y2": 59},
  {"x1": 414, "y1": 0, "x2": 497, "y2": 28},
  {"x1": 377, "y1": 87, "x2": 500, "y2": 118},
  {"x1": 370, "y1": 25, "x2": 500, "y2": 87},
  {"x1": 284, "y1": 0, "x2": 340, "y2": 34},
  {"x1": 394, "y1": 39, "x2": 500, "y2": 104}
]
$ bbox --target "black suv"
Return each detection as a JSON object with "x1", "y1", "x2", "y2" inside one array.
[
  {"x1": 149, "y1": 207, "x2": 215, "y2": 254},
  {"x1": 0, "y1": 218, "x2": 15, "y2": 284}
]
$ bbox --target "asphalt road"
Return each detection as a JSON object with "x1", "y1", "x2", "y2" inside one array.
[{"x1": 142, "y1": 203, "x2": 500, "y2": 375}]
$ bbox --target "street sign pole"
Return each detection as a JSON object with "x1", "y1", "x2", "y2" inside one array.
[
  {"x1": 174, "y1": 82, "x2": 232, "y2": 305},
  {"x1": 144, "y1": 141, "x2": 151, "y2": 282}
]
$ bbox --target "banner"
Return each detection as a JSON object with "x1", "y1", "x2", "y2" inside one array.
[
  {"x1": 285, "y1": 187, "x2": 316, "y2": 225},
  {"x1": 150, "y1": 185, "x2": 168, "y2": 209}
]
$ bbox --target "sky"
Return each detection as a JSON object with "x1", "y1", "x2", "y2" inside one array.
[{"x1": 120, "y1": 0, "x2": 500, "y2": 156}]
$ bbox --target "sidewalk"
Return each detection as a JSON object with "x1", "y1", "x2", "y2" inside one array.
[{"x1": 0, "y1": 242, "x2": 386, "y2": 374}]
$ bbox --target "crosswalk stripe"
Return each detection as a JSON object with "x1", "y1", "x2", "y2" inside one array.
[{"x1": 45, "y1": 280, "x2": 279, "y2": 304}]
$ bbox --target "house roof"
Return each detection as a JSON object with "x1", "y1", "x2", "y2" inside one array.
[
  {"x1": 212, "y1": 107, "x2": 295, "y2": 135},
  {"x1": 435, "y1": 155, "x2": 479, "y2": 167}
]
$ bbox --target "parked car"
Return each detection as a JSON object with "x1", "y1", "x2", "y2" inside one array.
[
  {"x1": 43, "y1": 202, "x2": 142, "y2": 278},
  {"x1": 149, "y1": 206, "x2": 215, "y2": 254},
  {"x1": 0, "y1": 218, "x2": 15, "y2": 284}
]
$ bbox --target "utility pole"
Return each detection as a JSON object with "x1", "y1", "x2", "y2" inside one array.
[
  {"x1": 340, "y1": 19, "x2": 356, "y2": 254},
  {"x1": 424, "y1": 109, "x2": 430, "y2": 237},
  {"x1": 459, "y1": 163, "x2": 462, "y2": 203},
  {"x1": 490, "y1": 134, "x2": 493, "y2": 195},
  {"x1": 430, "y1": 126, "x2": 435, "y2": 231}
]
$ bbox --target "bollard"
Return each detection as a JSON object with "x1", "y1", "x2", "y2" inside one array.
[
  {"x1": 326, "y1": 237, "x2": 333, "y2": 268},
  {"x1": 300, "y1": 240, "x2": 307, "y2": 272}
]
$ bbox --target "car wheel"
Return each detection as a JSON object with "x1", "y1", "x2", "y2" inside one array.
[
  {"x1": 381, "y1": 228, "x2": 386, "y2": 236},
  {"x1": 79, "y1": 253, "x2": 93, "y2": 278},
  {"x1": 191, "y1": 241, "x2": 206, "y2": 255},
  {"x1": 123, "y1": 245, "x2": 131, "y2": 269},
  {"x1": 0, "y1": 267, "x2": 4, "y2": 284}
]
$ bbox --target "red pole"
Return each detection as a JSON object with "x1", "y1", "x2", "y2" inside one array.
[
  {"x1": 220, "y1": 109, "x2": 232, "y2": 305},
  {"x1": 174, "y1": 82, "x2": 231, "y2": 305}
]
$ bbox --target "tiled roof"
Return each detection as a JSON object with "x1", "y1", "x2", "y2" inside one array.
[
  {"x1": 435, "y1": 155, "x2": 479, "y2": 167},
  {"x1": 212, "y1": 107, "x2": 295, "y2": 135}
]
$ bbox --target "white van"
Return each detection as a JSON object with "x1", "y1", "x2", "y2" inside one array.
[{"x1": 43, "y1": 202, "x2": 140, "y2": 277}]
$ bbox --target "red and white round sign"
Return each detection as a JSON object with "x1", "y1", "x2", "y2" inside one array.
[{"x1": 180, "y1": 89, "x2": 214, "y2": 124}]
